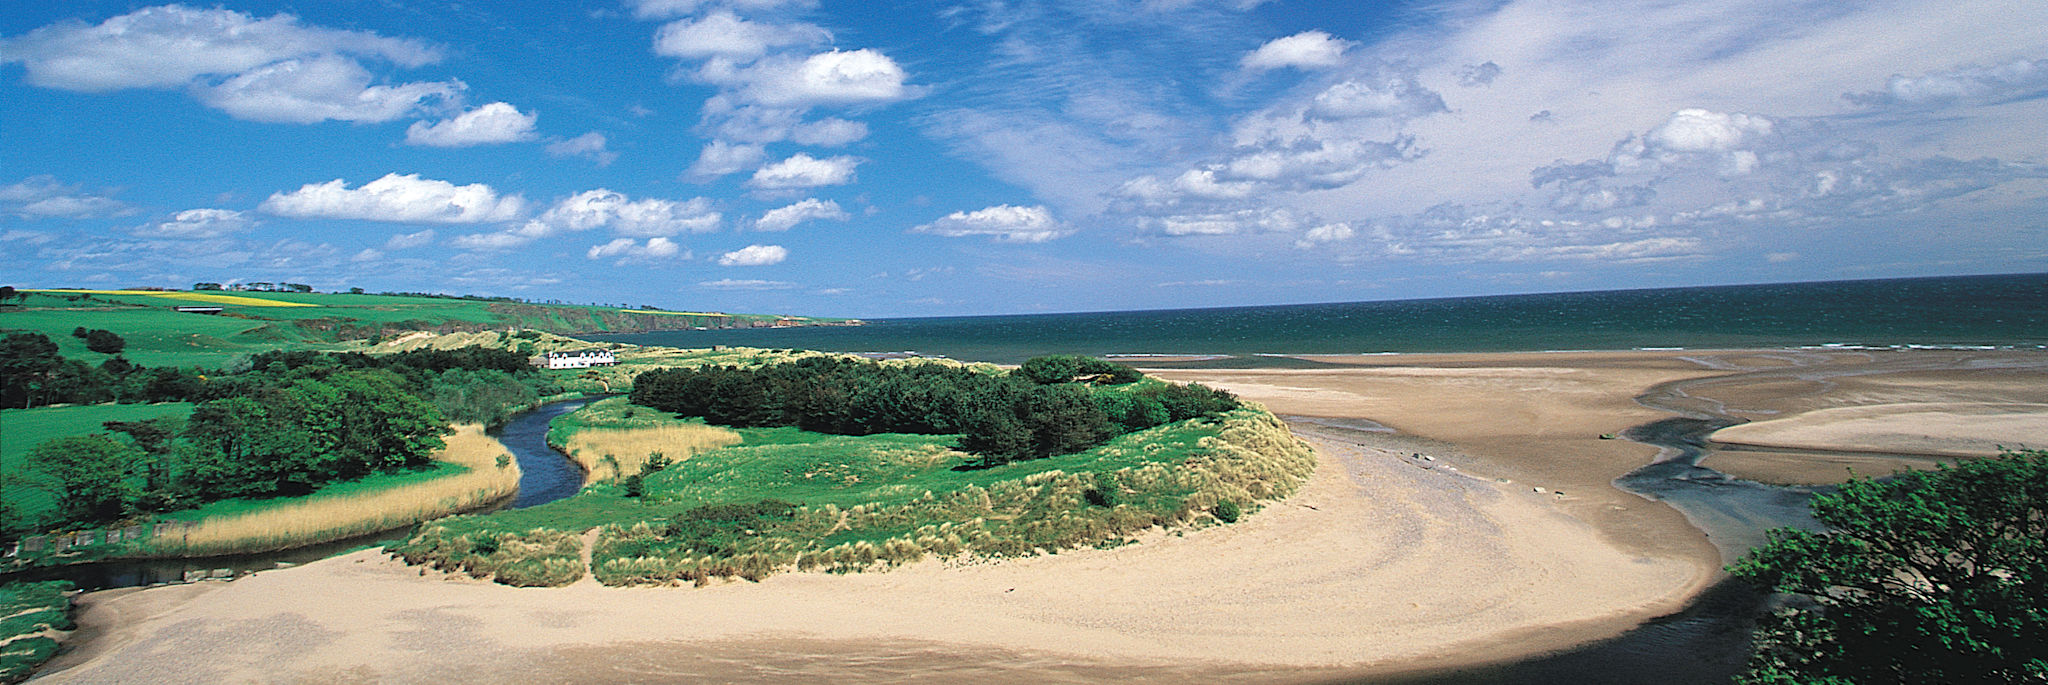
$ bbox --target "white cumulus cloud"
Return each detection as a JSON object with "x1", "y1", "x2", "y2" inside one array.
[
  {"x1": 653, "y1": 11, "x2": 829, "y2": 61},
  {"x1": 1, "y1": 6, "x2": 458, "y2": 124},
  {"x1": 718, "y1": 244, "x2": 789, "y2": 266},
  {"x1": 529, "y1": 190, "x2": 722, "y2": 238},
  {"x1": 687, "y1": 140, "x2": 767, "y2": 180},
  {"x1": 588, "y1": 237, "x2": 684, "y2": 261},
  {"x1": 911, "y1": 205, "x2": 1072, "y2": 243},
  {"x1": 406, "y1": 102, "x2": 539, "y2": 147},
  {"x1": 714, "y1": 49, "x2": 919, "y2": 106},
  {"x1": 260, "y1": 173, "x2": 526, "y2": 224},
  {"x1": 137, "y1": 208, "x2": 255, "y2": 238},
  {"x1": 1242, "y1": 31, "x2": 1352, "y2": 71},
  {"x1": 754, "y1": 198, "x2": 848, "y2": 231},
  {"x1": 748, "y1": 153, "x2": 860, "y2": 189}
]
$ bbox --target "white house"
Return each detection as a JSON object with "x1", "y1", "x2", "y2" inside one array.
[{"x1": 540, "y1": 349, "x2": 617, "y2": 369}]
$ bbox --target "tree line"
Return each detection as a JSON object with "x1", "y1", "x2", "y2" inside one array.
[
  {"x1": 4, "y1": 345, "x2": 559, "y2": 539},
  {"x1": 628, "y1": 355, "x2": 1239, "y2": 465}
]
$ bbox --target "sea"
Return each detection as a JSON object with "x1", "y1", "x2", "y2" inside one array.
[{"x1": 592, "y1": 273, "x2": 2048, "y2": 364}]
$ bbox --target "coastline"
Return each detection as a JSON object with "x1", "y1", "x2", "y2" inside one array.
[{"x1": 31, "y1": 347, "x2": 2048, "y2": 682}]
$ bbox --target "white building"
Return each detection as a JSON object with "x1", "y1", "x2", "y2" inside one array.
[{"x1": 540, "y1": 349, "x2": 617, "y2": 369}]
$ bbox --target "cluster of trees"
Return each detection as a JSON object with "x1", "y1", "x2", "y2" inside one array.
[
  {"x1": 1, "y1": 332, "x2": 206, "y2": 409},
  {"x1": 1731, "y1": 449, "x2": 2046, "y2": 683},
  {"x1": 629, "y1": 356, "x2": 1238, "y2": 465},
  {"x1": 31, "y1": 369, "x2": 448, "y2": 522},
  {"x1": 192, "y1": 282, "x2": 312, "y2": 292},
  {"x1": 8, "y1": 346, "x2": 558, "y2": 535}
]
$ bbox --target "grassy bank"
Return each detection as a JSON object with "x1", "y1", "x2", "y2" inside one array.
[
  {"x1": 391, "y1": 402, "x2": 1314, "y2": 587},
  {"x1": 145, "y1": 425, "x2": 520, "y2": 557},
  {"x1": 0, "y1": 580, "x2": 72, "y2": 684}
]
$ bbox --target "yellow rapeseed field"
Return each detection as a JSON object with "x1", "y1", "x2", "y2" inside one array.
[
  {"x1": 154, "y1": 424, "x2": 520, "y2": 556},
  {"x1": 27, "y1": 289, "x2": 319, "y2": 307}
]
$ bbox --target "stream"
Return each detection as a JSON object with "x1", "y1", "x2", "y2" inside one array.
[{"x1": 1, "y1": 397, "x2": 592, "y2": 590}]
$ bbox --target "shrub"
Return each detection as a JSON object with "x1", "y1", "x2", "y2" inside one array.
[{"x1": 1214, "y1": 499, "x2": 1241, "y2": 523}]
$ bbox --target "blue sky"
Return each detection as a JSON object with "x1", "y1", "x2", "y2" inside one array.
[{"x1": 3, "y1": 0, "x2": 2044, "y2": 318}]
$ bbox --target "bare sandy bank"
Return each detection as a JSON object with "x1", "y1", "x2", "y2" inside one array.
[{"x1": 37, "y1": 429, "x2": 1697, "y2": 683}]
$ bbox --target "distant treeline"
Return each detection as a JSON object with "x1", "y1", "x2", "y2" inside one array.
[{"x1": 629, "y1": 355, "x2": 1239, "y2": 465}]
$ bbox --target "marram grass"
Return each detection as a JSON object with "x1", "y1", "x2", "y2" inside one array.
[
  {"x1": 561, "y1": 424, "x2": 742, "y2": 484},
  {"x1": 149, "y1": 424, "x2": 521, "y2": 556},
  {"x1": 396, "y1": 404, "x2": 1316, "y2": 588}
]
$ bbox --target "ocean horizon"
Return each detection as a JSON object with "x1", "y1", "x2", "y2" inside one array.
[{"x1": 594, "y1": 273, "x2": 2048, "y2": 365}]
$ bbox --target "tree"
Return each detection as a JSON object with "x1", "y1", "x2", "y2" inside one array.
[
  {"x1": 1, "y1": 332, "x2": 62, "y2": 408},
  {"x1": 83, "y1": 328, "x2": 125, "y2": 355},
  {"x1": 31, "y1": 435, "x2": 140, "y2": 523},
  {"x1": 0, "y1": 285, "x2": 18, "y2": 305},
  {"x1": 1728, "y1": 450, "x2": 2048, "y2": 684}
]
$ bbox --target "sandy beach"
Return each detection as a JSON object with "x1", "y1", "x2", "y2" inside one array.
[{"x1": 33, "y1": 348, "x2": 2048, "y2": 683}]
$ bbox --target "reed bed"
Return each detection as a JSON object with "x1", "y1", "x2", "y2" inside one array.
[
  {"x1": 149, "y1": 425, "x2": 521, "y2": 557},
  {"x1": 560, "y1": 424, "x2": 742, "y2": 483}
]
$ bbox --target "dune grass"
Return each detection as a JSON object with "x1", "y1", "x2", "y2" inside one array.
[
  {"x1": 0, "y1": 580, "x2": 73, "y2": 684},
  {"x1": 148, "y1": 424, "x2": 520, "y2": 556},
  {"x1": 393, "y1": 403, "x2": 1315, "y2": 587},
  {"x1": 545, "y1": 396, "x2": 742, "y2": 482}
]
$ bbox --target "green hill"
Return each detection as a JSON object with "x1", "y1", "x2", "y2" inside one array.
[{"x1": 0, "y1": 288, "x2": 854, "y2": 369}]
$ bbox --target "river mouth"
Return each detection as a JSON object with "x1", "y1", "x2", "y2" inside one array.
[{"x1": 3, "y1": 398, "x2": 594, "y2": 591}]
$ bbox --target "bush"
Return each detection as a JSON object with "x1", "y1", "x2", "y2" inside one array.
[
  {"x1": 1729, "y1": 449, "x2": 2048, "y2": 684},
  {"x1": 1214, "y1": 499, "x2": 1241, "y2": 523}
]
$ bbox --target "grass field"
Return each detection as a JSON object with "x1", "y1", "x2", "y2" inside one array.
[
  {"x1": 1, "y1": 403, "x2": 195, "y2": 525},
  {"x1": 1, "y1": 289, "x2": 845, "y2": 370},
  {"x1": 393, "y1": 399, "x2": 1315, "y2": 587}
]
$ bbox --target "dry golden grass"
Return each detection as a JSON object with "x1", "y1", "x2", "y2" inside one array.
[
  {"x1": 153, "y1": 425, "x2": 521, "y2": 556},
  {"x1": 561, "y1": 424, "x2": 742, "y2": 483}
]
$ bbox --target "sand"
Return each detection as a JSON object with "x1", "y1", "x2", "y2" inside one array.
[{"x1": 35, "y1": 347, "x2": 2048, "y2": 683}]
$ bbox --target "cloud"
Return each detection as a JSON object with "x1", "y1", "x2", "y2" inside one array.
[
  {"x1": 630, "y1": 0, "x2": 819, "y2": 21},
  {"x1": 1306, "y1": 74, "x2": 1448, "y2": 120},
  {"x1": 1456, "y1": 61, "x2": 1502, "y2": 87},
  {"x1": 136, "y1": 208, "x2": 255, "y2": 238},
  {"x1": 587, "y1": 237, "x2": 685, "y2": 261},
  {"x1": 1242, "y1": 31, "x2": 1352, "y2": 71},
  {"x1": 0, "y1": 5, "x2": 440, "y2": 91},
  {"x1": 1, "y1": 5, "x2": 458, "y2": 124},
  {"x1": 1142, "y1": 207, "x2": 1305, "y2": 236},
  {"x1": 653, "y1": 11, "x2": 829, "y2": 61},
  {"x1": 384, "y1": 229, "x2": 436, "y2": 250},
  {"x1": 687, "y1": 140, "x2": 768, "y2": 179},
  {"x1": 546, "y1": 132, "x2": 618, "y2": 165},
  {"x1": 754, "y1": 198, "x2": 848, "y2": 231},
  {"x1": 1293, "y1": 222, "x2": 1356, "y2": 248},
  {"x1": 260, "y1": 173, "x2": 526, "y2": 224},
  {"x1": 1845, "y1": 58, "x2": 2048, "y2": 109},
  {"x1": 748, "y1": 153, "x2": 861, "y2": 189},
  {"x1": 194, "y1": 55, "x2": 460, "y2": 124},
  {"x1": 527, "y1": 190, "x2": 722, "y2": 238},
  {"x1": 2, "y1": 176, "x2": 130, "y2": 219},
  {"x1": 406, "y1": 102, "x2": 539, "y2": 147},
  {"x1": 911, "y1": 205, "x2": 1072, "y2": 243},
  {"x1": 698, "y1": 278, "x2": 795, "y2": 290},
  {"x1": 718, "y1": 244, "x2": 789, "y2": 265},
  {"x1": 698, "y1": 104, "x2": 869, "y2": 145},
  {"x1": 705, "y1": 49, "x2": 919, "y2": 106}
]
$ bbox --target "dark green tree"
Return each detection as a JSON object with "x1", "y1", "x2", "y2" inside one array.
[
  {"x1": 83, "y1": 329, "x2": 125, "y2": 355},
  {"x1": 1729, "y1": 450, "x2": 2048, "y2": 684},
  {"x1": 1, "y1": 332, "x2": 62, "y2": 408},
  {"x1": 31, "y1": 434, "x2": 141, "y2": 523}
]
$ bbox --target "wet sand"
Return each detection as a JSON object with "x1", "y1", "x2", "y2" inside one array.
[{"x1": 35, "y1": 348, "x2": 2048, "y2": 683}]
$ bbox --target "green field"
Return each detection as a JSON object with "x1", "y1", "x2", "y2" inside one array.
[
  {"x1": 1, "y1": 403, "x2": 194, "y2": 525},
  {"x1": 0, "y1": 580, "x2": 73, "y2": 683},
  {"x1": 393, "y1": 395, "x2": 1315, "y2": 587},
  {"x1": 2, "y1": 289, "x2": 848, "y2": 369}
]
